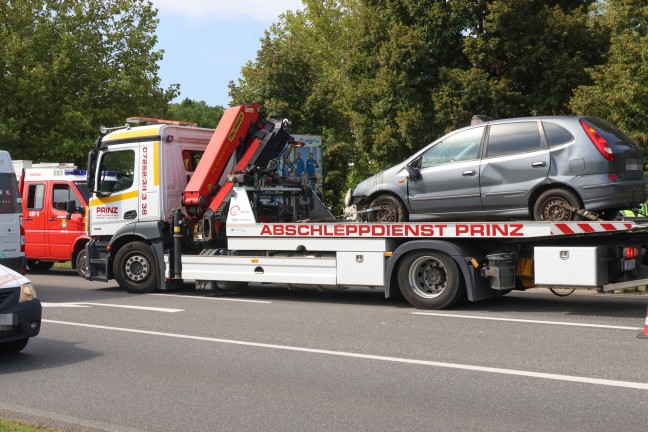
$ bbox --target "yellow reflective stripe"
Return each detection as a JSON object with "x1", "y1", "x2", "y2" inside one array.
[
  {"x1": 154, "y1": 141, "x2": 160, "y2": 187},
  {"x1": 89, "y1": 190, "x2": 139, "y2": 206},
  {"x1": 107, "y1": 128, "x2": 161, "y2": 141}
]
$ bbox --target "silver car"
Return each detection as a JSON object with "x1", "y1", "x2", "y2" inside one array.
[{"x1": 345, "y1": 116, "x2": 648, "y2": 221}]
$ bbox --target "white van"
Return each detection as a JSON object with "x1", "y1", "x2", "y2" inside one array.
[{"x1": 0, "y1": 151, "x2": 25, "y2": 273}]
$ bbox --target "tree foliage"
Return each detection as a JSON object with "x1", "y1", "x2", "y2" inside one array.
[
  {"x1": 570, "y1": 0, "x2": 648, "y2": 149},
  {"x1": 0, "y1": 0, "x2": 177, "y2": 165},
  {"x1": 165, "y1": 99, "x2": 224, "y2": 129}
]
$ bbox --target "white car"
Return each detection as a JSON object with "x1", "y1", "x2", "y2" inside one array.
[{"x1": 0, "y1": 264, "x2": 41, "y2": 353}]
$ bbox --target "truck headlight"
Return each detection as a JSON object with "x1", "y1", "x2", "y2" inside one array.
[
  {"x1": 19, "y1": 283, "x2": 37, "y2": 302},
  {"x1": 344, "y1": 188, "x2": 353, "y2": 207}
]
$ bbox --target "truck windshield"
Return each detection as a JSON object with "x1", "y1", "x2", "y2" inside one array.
[{"x1": 0, "y1": 173, "x2": 21, "y2": 214}]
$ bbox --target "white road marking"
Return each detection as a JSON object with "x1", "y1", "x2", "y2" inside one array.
[
  {"x1": 149, "y1": 293, "x2": 271, "y2": 304},
  {"x1": 41, "y1": 303, "x2": 91, "y2": 308},
  {"x1": 42, "y1": 303, "x2": 183, "y2": 313},
  {"x1": 43, "y1": 319, "x2": 648, "y2": 391},
  {"x1": 412, "y1": 312, "x2": 641, "y2": 331}
]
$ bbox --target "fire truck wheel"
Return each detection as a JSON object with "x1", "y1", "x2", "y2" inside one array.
[
  {"x1": 397, "y1": 251, "x2": 463, "y2": 309},
  {"x1": 75, "y1": 249, "x2": 88, "y2": 278},
  {"x1": 27, "y1": 260, "x2": 54, "y2": 272},
  {"x1": 367, "y1": 195, "x2": 408, "y2": 223},
  {"x1": 113, "y1": 242, "x2": 157, "y2": 293},
  {"x1": 532, "y1": 189, "x2": 581, "y2": 221}
]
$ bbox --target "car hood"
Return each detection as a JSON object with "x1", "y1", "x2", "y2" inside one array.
[
  {"x1": 352, "y1": 162, "x2": 408, "y2": 197},
  {"x1": 0, "y1": 264, "x2": 30, "y2": 288}
]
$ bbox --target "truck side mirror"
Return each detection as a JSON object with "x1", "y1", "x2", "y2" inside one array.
[
  {"x1": 66, "y1": 200, "x2": 76, "y2": 219},
  {"x1": 87, "y1": 149, "x2": 97, "y2": 191}
]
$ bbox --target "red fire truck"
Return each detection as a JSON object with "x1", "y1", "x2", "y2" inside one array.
[{"x1": 16, "y1": 162, "x2": 92, "y2": 277}]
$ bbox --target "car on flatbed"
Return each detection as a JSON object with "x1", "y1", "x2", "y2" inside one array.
[
  {"x1": 345, "y1": 116, "x2": 648, "y2": 222},
  {"x1": 0, "y1": 264, "x2": 41, "y2": 353}
]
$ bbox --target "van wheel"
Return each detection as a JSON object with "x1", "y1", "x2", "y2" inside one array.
[
  {"x1": 0, "y1": 338, "x2": 29, "y2": 354},
  {"x1": 27, "y1": 260, "x2": 54, "y2": 272},
  {"x1": 113, "y1": 242, "x2": 157, "y2": 293},
  {"x1": 367, "y1": 195, "x2": 408, "y2": 222},
  {"x1": 397, "y1": 251, "x2": 464, "y2": 309},
  {"x1": 533, "y1": 189, "x2": 581, "y2": 221},
  {"x1": 76, "y1": 249, "x2": 88, "y2": 278}
]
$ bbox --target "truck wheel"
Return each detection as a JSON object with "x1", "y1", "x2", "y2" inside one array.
[
  {"x1": 533, "y1": 189, "x2": 581, "y2": 221},
  {"x1": 397, "y1": 251, "x2": 463, "y2": 309},
  {"x1": 367, "y1": 195, "x2": 408, "y2": 222},
  {"x1": 0, "y1": 338, "x2": 29, "y2": 354},
  {"x1": 75, "y1": 249, "x2": 88, "y2": 278},
  {"x1": 27, "y1": 260, "x2": 54, "y2": 272},
  {"x1": 113, "y1": 242, "x2": 157, "y2": 293}
]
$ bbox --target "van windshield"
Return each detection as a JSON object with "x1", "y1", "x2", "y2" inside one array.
[{"x1": 0, "y1": 173, "x2": 20, "y2": 214}]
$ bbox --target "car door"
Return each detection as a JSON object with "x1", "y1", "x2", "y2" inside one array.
[
  {"x1": 23, "y1": 182, "x2": 47, "y2": 259},
  {"x1": 480, "y1": 121, "x2": 550, "y2": 211},
  {"x1": 407, "y1": 126, "x2": 484, "y2": 214},
  {"x1": 46, "y1": 182, "x2": 85, "y2": 260}
]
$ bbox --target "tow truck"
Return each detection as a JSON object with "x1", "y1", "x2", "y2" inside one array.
[{"x1": 85, "y1": 105, "x2": 648, "y2": 309}]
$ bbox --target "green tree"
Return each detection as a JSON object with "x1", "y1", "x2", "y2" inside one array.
[
  {"x1": 0, "y1": 0, "x2": 177, "y2": 165},
  {"x1": 434, "y1": 0, "x2": 608, "y2": 131},
  {"x1": 165, "y1": 99, "x2": 225, "y2": 129},
  {"x1": 570, "y1": 0, "x2": 648, "y2": 150}
]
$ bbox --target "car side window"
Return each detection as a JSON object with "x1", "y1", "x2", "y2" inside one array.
[
  {"x1": 486, "y1": 122, "x2": 542, "y2": 158},
  {"x1": 27, "y1": 183, "x2": 45, "y2": 211},
  {"x1": 52, "y1": 184, "x2": 82, "y2": 212},
  {"x1": 420, "y1": 127, "x2": 483, "y2": 169},
  {"x1": 543, "y1": 122, "x2": 573, "y2": 147}
]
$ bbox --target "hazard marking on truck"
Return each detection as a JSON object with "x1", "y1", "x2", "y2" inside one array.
[{"x1": 551, "y1": 222, "x2": 633, "y2": 235}]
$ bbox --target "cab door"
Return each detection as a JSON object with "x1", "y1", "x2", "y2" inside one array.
[
  {"x1": 46, "y1": 182, "x2": 85, "y2": 260},
  {"x1": 23, "y1": 182, "x2": 47, "y2": 259}
]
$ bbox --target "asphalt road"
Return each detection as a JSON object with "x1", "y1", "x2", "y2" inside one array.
[{"x1": 1, "y1": 269, "x2": 648, "y2": 432}]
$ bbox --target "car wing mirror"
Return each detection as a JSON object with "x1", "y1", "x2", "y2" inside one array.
[
  {"x1": 405, "y1": 161, "x2": 421, "y2": 180},
  {"x1": 66, "y1": 200, "x2": 76, "y2": 219}
]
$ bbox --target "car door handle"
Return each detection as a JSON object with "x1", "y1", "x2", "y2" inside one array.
[
  {"x1": 532, "y1": 161, "x2": 546, "y2": 167},
  {"x1": 48, "y1": 217, "x2": 57, "y2": 221},
  {"x1": 462, "y1": 170, "x2": 477, "y2": 176},
  {"x1": 124, "y1": 210, "x2": 137, "y2": 220},
  {"x1": 25, "y1": 217, "x2": 33, "y2": 221}
]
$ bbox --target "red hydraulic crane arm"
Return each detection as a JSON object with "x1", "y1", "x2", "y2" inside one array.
[{"x1": 183, "y1": 104, "x2": 264, "y2": 217}]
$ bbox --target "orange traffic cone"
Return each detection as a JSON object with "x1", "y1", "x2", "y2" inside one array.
[{"x1": 639, "y1": 305, "x2": 648, "y2": 339}]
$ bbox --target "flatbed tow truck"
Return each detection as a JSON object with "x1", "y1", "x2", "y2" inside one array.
[{"x1": 85, "y1": 105, "x2": 648, "y2": 309}]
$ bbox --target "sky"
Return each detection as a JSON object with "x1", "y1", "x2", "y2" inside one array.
[{"x1": 151, "y1": 0, "x2": 304, "y2": 107}]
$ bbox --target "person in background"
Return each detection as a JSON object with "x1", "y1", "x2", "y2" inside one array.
[
  {"x1": 305, "y1": 152, "x2": 318, "y2": 179},
  {"x1": 294, "y1": 152, "x2": 305, "y2": 176}
]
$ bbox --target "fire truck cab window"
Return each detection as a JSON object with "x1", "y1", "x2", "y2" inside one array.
[
  {"x1": 98, "y1": 150, "x2": 134, "y2": 193},
  {"x1": 52, "y1": 184, "x2": 82, "y2": 212},
  {"x1": 27, "y1": 183, "x2": 45, "y2": 211}
]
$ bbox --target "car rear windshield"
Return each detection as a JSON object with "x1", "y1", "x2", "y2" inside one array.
[
  {"x1": 582, "y1": 117, "x2": 640, "y2": 150},
  {"x1": 0, "y1": 173, "x2": 20, "y2": 214}
]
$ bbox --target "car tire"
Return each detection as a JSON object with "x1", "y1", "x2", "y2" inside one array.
[
  {"x1": 533, "y1": 189, "x2": 582, "y2": 221},
  {"x1": 367, "y1": 195, "x2": 408, "y2": 223},
  {"x1": 397, "y1": 251, "x2": 464, "y2": 309},
  {"x1": 76, "y1": 249, "x2": 88, "y2": 278},
  {"x1": 0, "y1": 338, "x2": 29, "y2": 354},
  {"x1": 113, "y1": 242, "x2": 157, "y2": 293},
  {"x1": 27, "y1": 260, "x2": 54, "y2": 272}
]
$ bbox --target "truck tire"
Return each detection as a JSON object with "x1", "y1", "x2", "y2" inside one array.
[
  {"x1": 0, "y1": 338, "x2": 29, "y2": 354},
  {"x1": 397, "y1": 250, "x2": 464, "y2": 309},
  {"x1": 533, "y1": 189, "x2": 581, "y2": 221},
  {"x1": 113, "y1": 241, "x2": 157, "y2": 293},
  {"x1": 75, "y1": 249, "x2": 88, "y2": 278},
  {"x1": 27, "y1": 260, "x2": 54, "y2": 272},
  {"x1": 367, "y1": 195, "x2": 408, "y2": 222}
]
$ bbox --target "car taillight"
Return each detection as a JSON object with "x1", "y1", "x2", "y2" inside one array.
[
  {"x1": 623, "y1": 247, "x2": 639, "y2": 259},
  {"x1": 580, "y1": 119, "x2": 613, "y2": 161}
]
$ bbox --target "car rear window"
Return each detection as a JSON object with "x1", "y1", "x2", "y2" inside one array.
[
  {"x1": 582, "y1": 117, "x2": 640, "y2": 150},
  {"x1": 0, "y1": 173, "x2": 21, "y2": 214},
  {"x1": 486, "y1": 122, "x2": 542, "y2": 158},
  {"x1": 542, "y1": 122, "x2": 573, "y2": 147}
]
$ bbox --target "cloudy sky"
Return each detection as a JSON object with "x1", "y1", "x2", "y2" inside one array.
[{"x1": 151, "y1": 0, "x2": 304, "y2": 107}]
